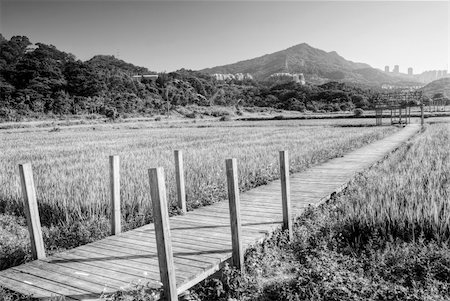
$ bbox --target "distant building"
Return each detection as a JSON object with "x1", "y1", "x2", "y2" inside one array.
[
  {"x1": 444, "y1": 70, "x2": 448, "y2": 77},
  {"x1": 408, "y1": 67, "x2": 413, "y2": 75},
  {"x1": 212, "y1": 73, "x2": 253, "y2": 81},
  {"x1": 385, "y1": 66, "x2": 390, "y2": 73},
  {"x1": 393, "y1": 65, "x2": 400, "y2": 74}
]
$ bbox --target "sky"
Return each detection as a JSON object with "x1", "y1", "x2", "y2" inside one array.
[{"x1": 0, "y1": 0, "x2": 448, "y2": 74}]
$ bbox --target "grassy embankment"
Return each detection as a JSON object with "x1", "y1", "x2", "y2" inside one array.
[
  {"x1": 185, "y1": 123, "x2": 450, "y2": 301},
  {"x1": 0, "y1": 119, "x2": 397, "y2": 276}
]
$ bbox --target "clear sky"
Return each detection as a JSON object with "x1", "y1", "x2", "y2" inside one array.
[{"x1": 0, "y1": 0, "x2": 448, "y2": 74}]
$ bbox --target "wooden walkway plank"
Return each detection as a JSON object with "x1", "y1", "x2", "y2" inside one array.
[{"x1": 0, "y1": 124, "x2": 420, "y2": 300}]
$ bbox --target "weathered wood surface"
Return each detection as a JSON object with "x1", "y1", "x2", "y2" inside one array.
[{"x1": 0, "y1": 124, "x2": 419, "y2": 300}]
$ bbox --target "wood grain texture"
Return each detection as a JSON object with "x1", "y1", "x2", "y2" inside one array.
[
  {"x1": 279, "y1": 150, "x2": 292, "y2": 240},
  {"x1": 174, "y1": 150, "x2": 187, "y2": 214},
  {"x1": 225, "y1": 158, "x2": 244, "y2": 272},
  {"x1": 110, "y1": 155, "x2": 121, "y2": 235},
  {"x1": 149, "y1": 167, "x2": 178, "y2": 301},
  {"x1": 18, "y1": 163, "x2": 46, "y2": 260}
]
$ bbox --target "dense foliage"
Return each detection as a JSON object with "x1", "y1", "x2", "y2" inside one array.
[{"x1": 0, "y1": 35, "x2": 385, "y2": 121}]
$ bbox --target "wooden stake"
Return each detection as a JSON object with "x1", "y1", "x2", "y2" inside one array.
[
  {"x1": 421, "y1": 103, "x2": 424, "y2": 126},
  {"x1": 225, "y1": 158, "x2": 244, "y2": 272},
  {"x1": 109, "y1": 155, "x2": 121, "y2": 235},
  {"x1": 174, "y1": 150, "x2": 186, "y2": 214},
  {"x1": 279, "y1": 151, "x2": 292, "y2": 240},
  {"x1": 149, "y1": 167, "x2": 177, "y2": 301},
  {"x1": 19, "y1": 163, "x2": 45, "y2": 260}
]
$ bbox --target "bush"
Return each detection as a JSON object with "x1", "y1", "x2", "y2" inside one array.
[
  {"x1": 354, "y1": 108, "x2": 364, "y2": 117},
  {"x1": 185, "y1": 112, "x2": 197, "y2": 119},
  {"x1": 211, "y1": 109, "x2": 231, "y2": 117},
  {"x1": 273, "y1": 115, "x2": 284, "y2": 120},
  {"x1": 219, "y1": 116, "x2": 231, "y2": 122}
]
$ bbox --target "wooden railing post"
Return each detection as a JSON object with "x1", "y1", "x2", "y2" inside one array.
[
  {"x1": 19, "y1": 163, "x2": 46, "y2": 260},
  {"x1": 421, "y1": 103, "x2": 424, "y2": 126},
  {"x1": 279, "y1": 151, "x2": 292, "y2": 241},
  {"x1": 225, "y1": 158, "x2": 244, "y2": 272},
  {"x1": 148, "y1": 167, "x2": 177, "y2": 301},
  {"x1": 109, "y1": 155, "x2": 121, "y2": 235},
  {"x1": 174, "y1": 150, "x2": 186, "y2": 214}
]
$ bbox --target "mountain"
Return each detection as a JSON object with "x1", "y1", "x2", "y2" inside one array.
[
  {"x1": 420, "y1": 78, "x2": 450, "y2": 98},
  {"x1": 201, "y1": 43, "x2": 416, "y2": 86}
]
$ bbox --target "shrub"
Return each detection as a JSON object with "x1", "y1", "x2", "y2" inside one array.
[
  {"x1": 219, "y1": 116, "x2": 231, "y2": 122},
  {"x1": 211, "y1": 109, "x2": 231, "y2": 117},
  {"x1": 354, "y1": 108, "x2": 364, "y2": 117}
]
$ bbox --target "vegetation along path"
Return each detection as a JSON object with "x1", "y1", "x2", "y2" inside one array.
[{"x1": 0, "y1": 124, "x2": 420, "y2": 300}]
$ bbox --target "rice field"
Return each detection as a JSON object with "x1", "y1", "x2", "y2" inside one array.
[
  {"x1": 337, "y1": 123, "x2": 450, "y2": 244},
  {"x1": 0, "y1": 119, "x2": 398, "y2": 271},
  {"x1": 0, "y1": 120, "x2": 396, "y2": 225}
]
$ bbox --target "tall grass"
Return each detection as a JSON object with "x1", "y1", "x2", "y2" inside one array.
[
  {"x1": 0, "y1": 120, "x2": 396, "y2": 227},
  {"x1": 338, "y1": 123, "x2": 450, "y2": 245}
]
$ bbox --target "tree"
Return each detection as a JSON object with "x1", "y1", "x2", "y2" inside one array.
[{"x1": 156, "y1": 72, "x2": 171, "y2": 117}]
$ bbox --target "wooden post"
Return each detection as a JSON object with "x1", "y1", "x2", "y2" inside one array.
[
  {"x1": 225, "y1": 158, "x2": 244, "y2": 272},
  {"x1": 19, "y1": 163, "x2": 46, "y2": 260},
  {"x1": 149, "y1": 167, "x2": 177, "y2": 301},
  {"x1": 174, "y1": 150, "x2": 186, "y2": 214},
  {"x1": 109, "y1": 155, "x2": 121, "y2": 235},
  {"x1": 421, "y1": 103, "x2": 424, "y2": 126},
  {"x1": 279, "y1": 151, "x2": 292, "y2": 240}
]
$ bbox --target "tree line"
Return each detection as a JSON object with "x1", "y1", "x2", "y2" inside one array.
[{"x1": 1, "y1": 35, "x2": 388, "y2": 121}]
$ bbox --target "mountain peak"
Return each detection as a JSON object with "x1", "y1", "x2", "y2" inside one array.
[{"x1": 200, "y1": 42, "x2": 410, "y2": 85}]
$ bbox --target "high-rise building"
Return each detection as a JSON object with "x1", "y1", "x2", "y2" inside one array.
[
  {"x1": 385, "y1": 66, "x2": 390, "y2": 73},
  {"x1": 408, "y1": 67, "x2": 413, "y2": 75},
  {"x1": 393, "y1": 65, "x2": 400, "y2": 74},
  {"x1": 444, "y1": 70, "x2": 448, "y2": 77}
]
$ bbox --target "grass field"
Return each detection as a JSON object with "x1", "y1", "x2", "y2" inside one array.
[
  {"x1": 189, "y1": 123, "x2": 449, "y2": 301},
  {"x1": 0, "y1": 119, "x2": 399, "y2": 273}
]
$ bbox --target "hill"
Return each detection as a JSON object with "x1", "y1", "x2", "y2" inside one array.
[
  {"x1": 420, "y1": 78, "x2": 450, "y2": 98},
  {"x1": 201, "y1": 43, "x2": 417, "y2": 86},
  {"x1": 0, "y1": 35, "x2": 384, "y2": 121}
]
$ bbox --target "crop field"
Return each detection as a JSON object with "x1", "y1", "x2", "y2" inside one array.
[
  {"x1": 190, "y1": 123, "x2": 450, "y2": 301},
  {"x1": 0, "y1": 119, "x2": 399, "y2": 271}
]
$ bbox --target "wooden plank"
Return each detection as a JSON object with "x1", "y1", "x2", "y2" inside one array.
[
  {"x1": 0, "y1": 269, "x2": 90, "y2": 299},
  {"x1": 91, "y1": 240, "x2": 215, "y2": 271},
  {"x1": 110, "y1": 155, "x2": 121, "y2": 235},
  {"x1": 18, "y1": 163, "x2": 46, "y2": 260},
  {"x1": 0, "y1": 274, "x2": 58, "y2": 298},
  {"x1": 174, "y1": 150, "x2": 187, "y2": 214},
  {"x1": 12, "y1": 264, "x2": 113, "y2": 296},
  {"x1": 49, "y1": 251, "x2": 161, "y2": 287},
  {"x1": 149, "y1": 167, "x2": 178, "y2": 301},
  {"x1": 279, "y1": 151, "x2": 292, "y2": 240},
  {"x1": 52, "y1": 247, "x2": 162, "y2": 282},
  {"x1": 225, "y1": 158, "x2": 244, "y2": 272},
  {"x1": 23, "y1": 259, "x2": 123, "y2": 291}
]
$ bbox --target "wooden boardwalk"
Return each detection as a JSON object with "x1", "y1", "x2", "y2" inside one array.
[{"x1": 0, "y1": 124, "x2": 420, "y2": 300}]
